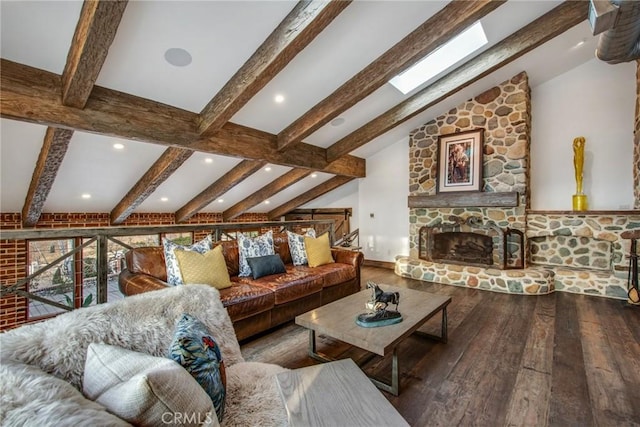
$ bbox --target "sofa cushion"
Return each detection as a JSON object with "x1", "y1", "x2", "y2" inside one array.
[
  {"x1": 247, "y1": 254, "x2": 286, "y2": 280},
  {"x1": 304, "y1": 233, "x2": 335, "y2": 268},
  {"x1": 163, "y1": 235, "x2": 212, "y2": 286},
  {"x1": 127, "y1": 246, "x2": 167, "y2": 282},
  {"x1": 84, "y1": 343, "x2": 217, "y2": 427},
  {"x1": 238, "y1": 231, "x2": 275, "y2": 277},
  {"x1": 287, "y1": 229, "x2": 316, "y2": 266},
  {"x1": 216, "y1": 241, "x2": 240, "y2": 277},
  {"x1": 168, "y1": 314, "x2": 226, "y2": 423},
  {"x1": 293, "y1": 263, "x2": 357, "y2": 288},
  {"x1": 244, "y1": 268, "x2": 323, "y2": 305},
  {"x1": 219, "y1": 283, "x2": 275, "y2": 321},
  {"x1": 273, "y1": 232, "x2": 293, "y2": 265},
  {"x1": 175, "y1": 245, "x2": 232, "y2": 289}
]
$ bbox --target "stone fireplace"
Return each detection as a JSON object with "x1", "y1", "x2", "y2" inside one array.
[
  {"x1": 419, "y1": 215, "x2": 506, "y2": 268},
  {"x1": 396, "y1": 70, "x2": 640, "y2": 299}
]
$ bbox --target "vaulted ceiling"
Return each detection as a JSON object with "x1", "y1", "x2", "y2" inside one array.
[{"x1": 1, "y1": 0, "x2": 600, "y2": 227}]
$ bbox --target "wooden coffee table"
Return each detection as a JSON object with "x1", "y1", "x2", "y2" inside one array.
[
  {"x1": 275, "y1": 358, "x2": 409, "y2": 426},
  {"x1": 295, "y1": 285, "x2": 451, "y2": 396}
]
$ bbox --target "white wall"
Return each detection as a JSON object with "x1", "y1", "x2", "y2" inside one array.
[
  {"x1": 301, "y1": 179, "x2": 360, "y2": 231},
  {"x1": 357, "y1": 137, "x2": 410, "y2": 262},
  {"x1": 531, "y1": 58, "x2": 636, "y2": 210}
]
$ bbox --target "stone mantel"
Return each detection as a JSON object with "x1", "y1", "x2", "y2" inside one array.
[
  {"x1": 527, "y1": 210, "x2": 640, "y2": 215},
  {"x1": 408, "y1": 191, "x2": 519, "y2": 208}
]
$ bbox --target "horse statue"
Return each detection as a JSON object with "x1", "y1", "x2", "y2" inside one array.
[{"x1": 366, "y1": 281, "x2": 400, "y2": 312}]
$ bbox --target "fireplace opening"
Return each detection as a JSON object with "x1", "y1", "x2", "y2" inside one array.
[{"x1": 433, "y1": 231, "x2": 493, "y2": 267}]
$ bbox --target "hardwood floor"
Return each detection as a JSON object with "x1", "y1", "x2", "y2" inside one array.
[{"x1": 240, "y1": 266, "x2": 640, "y2": 427}]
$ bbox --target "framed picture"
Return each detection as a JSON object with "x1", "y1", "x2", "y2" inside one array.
[{"x1": 437, "y1": 128, "x2": 484, "y2": 193}]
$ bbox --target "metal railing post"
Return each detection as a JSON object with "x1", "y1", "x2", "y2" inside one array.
[{"x1": 96, "y1": 235, "x2": 108, "y2": 304}]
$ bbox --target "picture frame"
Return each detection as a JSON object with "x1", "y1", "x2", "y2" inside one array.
[{"x1": 436, "y1": 128, "x2": 484, "y2": 193}]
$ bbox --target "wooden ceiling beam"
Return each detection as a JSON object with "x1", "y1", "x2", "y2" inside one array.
[
  {"x1": 198, "y1": 0, "x2": 350, "y2": 136},
  {"x1": 62, "y1": 0, "x2": 128, "y2": 108},
  {"x1": 110, "y1": 147, "x2": 193, "y2": 224},
  {"x1": 267, "y1": 175, "x2": 354, "y2": 220},
  {"x1": 276, "y1": 0, "x2": 505, "y2": 151},
  {"x1": 175, "y1": 159, "x2": 266, "y2": 223},
  {"x1": 0, "y1": 59, "x2": 365, "y2": 177},
  {"x1": 223, "y1": 168, "x2": 312, "y2": 221},
  {"x1": 326, "y1": 1, "x2": 588, "y2": 162},
  {"x1": 21, "y1": 128, "x2": 74, "y2": 227},
  {"x1": 124, "y1": 1, "x2": 348, "y2": 223}
]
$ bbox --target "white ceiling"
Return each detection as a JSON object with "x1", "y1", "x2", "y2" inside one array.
[{"x1": 0, "y1": 0, "x2": 600, "y2": 214}]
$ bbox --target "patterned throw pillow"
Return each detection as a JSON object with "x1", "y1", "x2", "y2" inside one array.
[
  {"x1": 168, "y1": 313, "x2": 226, "y2": 423},
  {"x1": 174, "y1": 245, "x2": 233, "y2": 289},
  {"x1": 304, "y1": 232, "x2": 335, "y2": 268},
  {"x1": 286, "y1": 229, "x2": 316, "y2": 266},
  {"x1": 237, "y1": 231, "x2": 274, "y2": 277},
  {"x1": 163, "y1": 235, "x2": 212, "y2": 286}
]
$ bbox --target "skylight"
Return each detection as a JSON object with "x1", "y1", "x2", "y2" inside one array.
[{"x1": 389, "y1": 21, "x2": 488, "y2": 95}]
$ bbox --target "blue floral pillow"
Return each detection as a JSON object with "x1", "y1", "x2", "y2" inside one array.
[
  {"x1": 286, "y1": 229, "x2": 316, "y2": 266},
  {"x1": 168, "y1": 313, "x2": 226, "y2": 423},
  {"x1": 163, "y1": 235, "x2": 212, "y2": 286},
  {"x1": 237, "y1": 230, "x2": 274, "y2": 277}
]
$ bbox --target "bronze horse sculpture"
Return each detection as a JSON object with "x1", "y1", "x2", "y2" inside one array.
[{"x1": 367, "y1": 281, "x2": 400, "y2": 312}]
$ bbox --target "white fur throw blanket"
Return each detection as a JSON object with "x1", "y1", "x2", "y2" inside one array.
[{"x1": 1, "y1": 285, "x2": 287, "y2": 427}]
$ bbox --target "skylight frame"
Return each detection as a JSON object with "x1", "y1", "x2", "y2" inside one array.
[{"x1": 389, "y1": 21, "x2": 489, "y2": 95}]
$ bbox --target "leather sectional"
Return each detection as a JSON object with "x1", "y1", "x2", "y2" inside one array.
[{"x1": 118, "y1": 232, "x2": 364, "y2": 341}]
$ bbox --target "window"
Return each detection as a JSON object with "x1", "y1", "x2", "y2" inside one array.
[{"x1": 389, "y1": 21, "x2": 488, "y2": 95}]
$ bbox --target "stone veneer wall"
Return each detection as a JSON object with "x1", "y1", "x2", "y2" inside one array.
[
  {"x1": 401, "y1": 70, "x2": 640, "y2": 300},
  {"x1": 409, "y1": 72, "x2": 530, "y2": 263},
  {"x1": 526, "y1": 212, "x2": 640, "y2": 298}
]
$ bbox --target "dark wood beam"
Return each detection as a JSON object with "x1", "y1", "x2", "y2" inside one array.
[
  {"x1": 62, "y1": 0, "x2": 128, "y2": 108},
  {"x1": 223, "y1": 168, "x2": 312, "y2": 221},
  {"x1": 199, "y1": 0, "x2": 350, "y2": 136},
  {"x1": 0, "y1": 60, "x2": 365, "y2": 177},
  {"x1": 175, "y1": 159, "x2": 266, "y2": 223},
  {"x1": 276, "y1": 0, "x2": 505, "y2": 151},
  {"x1": 326, "y1": 1, "x2": 588, "y2": 162},
  {"x1": 21, "y1": 128, "x2": 74, "y2": 227},
  {"x1": 408, "y1": 191, "x2": 518, "y2": 208},
  {"x1": 268, "y1": 175, "x2": 354, "y2": 219},
  {"x1": 110, "y1": 147, "x2": 193, "y2": 224},
  {"x1": 193, "y1": 123, "x2": 365, "y2": 177}
]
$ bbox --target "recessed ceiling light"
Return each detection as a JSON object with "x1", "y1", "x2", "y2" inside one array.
[
  {"x1": 274, "y1": 94, "x2": 285, "y2": 103},
  {"x1": 311, "y1": 173, "x2": 318, "y2": 178},
  {"x1": 160, "y1": 197, "x2": 168, "y2": 202},
  {"x1": 264, "y1": 200, "x2": 270, "y2": 205},
  {"x1": 204, "y1": 158, "x2": 213, "y2": 164},
  {"x1": 113, "y1": 143, "x2": 124, "y2": 150},
  {"x1": 164, "y1": 48, "x2": 192, "y2": 67},
  {"x1": 217, "y1": 199, "x2": 224, "y2": 203},
  {"x1": 330, "y1": 117, "x2": 345, "y2": 127},
  {"x1": 572, "y1": 38, "x2": 587, "y2": 49},
  {"x1": 265, "y1": 166, "x2": 272, "y2": 172},
  {"x1": 81, "y1": 193, "x2": 91, "y2": 199}
]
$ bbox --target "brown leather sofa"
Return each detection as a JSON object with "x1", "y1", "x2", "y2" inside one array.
[{"x1": 118, "y1": 233, "x2": 364, "y2": 341}]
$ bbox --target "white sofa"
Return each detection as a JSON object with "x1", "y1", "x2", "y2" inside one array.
[{"x1": 0, "y1": 285, "x2": 288, "y2": 426}]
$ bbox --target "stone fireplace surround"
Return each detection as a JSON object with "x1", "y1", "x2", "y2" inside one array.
[{"x1": 396, "y1": 71, "x2": 640, "y2": 300}]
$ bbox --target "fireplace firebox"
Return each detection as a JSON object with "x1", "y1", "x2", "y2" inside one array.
[{"x1": 418, "y1": 215, "x2": 523, "y2": 269}]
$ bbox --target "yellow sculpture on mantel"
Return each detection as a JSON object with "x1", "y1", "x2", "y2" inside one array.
[{"x1": 572, "y1": 136, "x2": 588, "y2": 211}]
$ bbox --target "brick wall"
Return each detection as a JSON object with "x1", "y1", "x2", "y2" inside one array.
[{"x1": 0, "y1": 211, "x2": 269, "y2": 331}]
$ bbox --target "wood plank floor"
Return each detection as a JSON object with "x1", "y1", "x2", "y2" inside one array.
[{"x1": 240, "y1": 266, "x2": 640, "y2": 427}]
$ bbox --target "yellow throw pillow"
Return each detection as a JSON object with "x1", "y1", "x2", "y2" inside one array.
[
  {"x1": 304, "y1": 233, "x2": 335, "y2": 268},
  {"x1": 174, "y1": 245, "x2": 232, "y2": 289}
]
